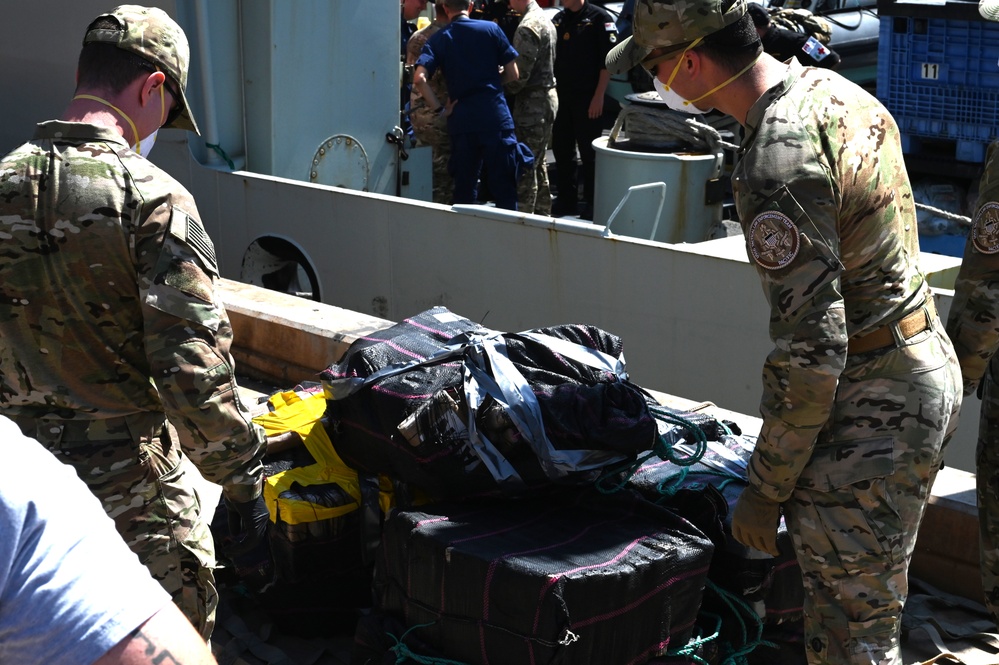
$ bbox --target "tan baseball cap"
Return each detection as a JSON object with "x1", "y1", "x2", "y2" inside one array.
[
  {"x1": 606, "y1": 0, "x2": 749, "y2": 74},
  {"x1": 981, "y1": 0, "x2": 999, "y2": 21},
  {"x1": 83, "y1": 5, "x2": 200, "y2": 134}
]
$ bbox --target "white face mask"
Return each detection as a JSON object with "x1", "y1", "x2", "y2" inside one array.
[
  {"x1": 653, "y1": 77, "x2": 713, "y2": 115},
  {"x1": 133, "y1": 129, "x2": 158, "y2": 157}
]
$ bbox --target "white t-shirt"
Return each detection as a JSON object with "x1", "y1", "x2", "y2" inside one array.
[{"x1": 0, "y1": 416, "x2": 171, "y2": 665}]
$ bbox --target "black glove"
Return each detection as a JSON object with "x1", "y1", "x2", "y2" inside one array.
[{"x1": 224, "y1": 494, "x2": 270, "y2": 558}]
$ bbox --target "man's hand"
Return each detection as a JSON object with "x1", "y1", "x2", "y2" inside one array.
[
  {"x1": 224, "y1": 494, "x2": 269, "y2": 557},
  {"x1": 731, "y1": 486, "x2": 782, "y2": 556}
]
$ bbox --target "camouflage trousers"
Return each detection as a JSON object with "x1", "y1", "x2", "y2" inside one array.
[
  {"x1": 411, "y1": 102, "x2": 453, "y2": 205},
  {"x1": 513, "y1": 88, "x2": 557, "y2": 216},
  {"x1": 20, "y1": 413, "x2": 218, "y2": 640},
  {"x1": 784, "y1": 326, "x2": 961, "y2": 665},
  {"x1": 427, "y1": 133, "x2": 454, "y2": 206},
  {"x1": 976, "y1": 354, "x2": 999, "y2": 624}
]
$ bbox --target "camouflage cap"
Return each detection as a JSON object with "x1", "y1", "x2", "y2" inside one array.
[
  {"x1": 83, "y1": 5, "x2": 200, "y2": 134},
  {"x1": 606, "y1": 0, "x2": 749, "y2": 74},
  {"x1": 982, "y1": 0, "x2": 999, "y2": 21}
]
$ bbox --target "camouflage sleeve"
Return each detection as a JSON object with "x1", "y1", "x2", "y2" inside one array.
[
  {"x1": 736, "y1": 178, "x2": 847, "y2": 503},
  {"x1": 945, "y1": 141, "x2": 999, "y2": 395},
  {"x1": 505, "y1": 23, "x2": 541, "y2": 96},
  {"x1": 140, "y1": 202, "x2": 265, "y2": 502},
  {"x1": 406, "y1": 29, "x2": 428, "y2": 66}
]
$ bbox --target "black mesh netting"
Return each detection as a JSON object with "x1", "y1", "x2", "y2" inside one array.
[
  {"x1": 368, "y1": 489, "x2": 714, "y2": 665},
  {"x1": 319, "y1": 307, "x2": 658, "y2": 500},
  {"x1": 626, "y1": 434, "x2": 804, "y2": 626},
  {"x1": 210, "y1": 445, "x2": 373, "y2": 636}
]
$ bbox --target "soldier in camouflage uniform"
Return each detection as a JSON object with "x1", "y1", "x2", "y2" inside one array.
[
  {"x1": 0, "y1": 5, "x2": 269, "y2": 640},
  {"x1": 945, "y1": 2, "x2": 999, "y2": 622},
  {"x1": 408, "y1": 2, "x2": 454, "y2": 205},
  {"x1": 947, "y1": 139, "x2": 999, "y2": 629},
  {"x1": 609, "y1": 2, "x2": 961, "y2": 663},
  {"x1": 504, "y1": 0, "x2": 558, "y2": 215}
]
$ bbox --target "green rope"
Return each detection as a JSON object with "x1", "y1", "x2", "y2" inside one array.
[
  {"x1": 595, "y1": 405, "x2": 713, "y2": 493},
  {"x1": 704, "y1": 580, "x2": 776, "y2": 665},
  {"x1": 648, "y1": 404, "x2": 711, "y2": 466},
  {"x1": 663, "y1": 611, "x2": 723, "y2": 665},
  {"x1": 654, "y1": 466, "x2": 743, "y2": 500},
  {"x1": 387, "y1": 622, "x2": 471, "y2": 665},
  {"x1": 205, "y1": 142, "x2": 236, "y2": 170}
]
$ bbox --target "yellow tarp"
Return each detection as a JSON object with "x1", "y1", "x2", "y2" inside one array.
[{"x1": 253, "y1": 389, "x2": 393, "y2": 525}]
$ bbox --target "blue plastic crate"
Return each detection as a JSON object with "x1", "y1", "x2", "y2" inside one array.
[{"x1": 876, "y1": 6, "x2": 999, "y2": 164}]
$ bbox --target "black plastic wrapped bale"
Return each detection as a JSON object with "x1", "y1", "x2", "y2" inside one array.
[
  {"x1": 253, "y1": 444, "x2": 374, "y2": 636},
  {"x1": 320, "y1": 307, "x2": 658, "y2": 501},
  {"x1": 251, "y1": 387, "x2": 384, "y2": 636},
  {"x1": 372, "y1": 489, "x2": 714, "y2": 665},
  {"x1": 626, "y1": 434, "x2": 804, "y2": 627}
]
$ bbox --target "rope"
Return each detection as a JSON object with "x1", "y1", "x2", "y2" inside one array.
[
  {"x1": 654, "y1": 466, "x2": 742, "y2": 501},
  {"x1": 916, "y1": 201, "x2": 971, "y2": 226},
  {"x1": 704, "y1": 581, "x2": 776, "y2": 665},
  {"x1": 611, "y1": 103, "x2": 975, "y2": 230},
  {"x1": 594, "y1": 404, "x2": 710, "y2": 494},
  {"x1": 664, "y1": 612, "x2": 723, "y2": 665},
  {"x1": 387, "y1": 622, "x2": 471, "y2": 665},
  {"x1": 609, "y1": 104, "x2": 740, "y2": 155},
  {"x1": 206, "y1": 141, "x2": 236, "y2": 170}
]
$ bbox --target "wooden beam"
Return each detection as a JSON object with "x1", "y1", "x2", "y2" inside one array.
[{"x1": 219, "y1": 279, "x2": 392, "y2": 386}]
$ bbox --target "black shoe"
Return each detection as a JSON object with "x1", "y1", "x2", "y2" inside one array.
[{"x1": 577, "y1": 202, "x2": 593, "y2": 222}]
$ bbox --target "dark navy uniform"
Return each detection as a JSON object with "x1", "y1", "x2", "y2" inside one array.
[
  {"x1": 417, "y1": 15, "x2": 521, "y2": 209},
  {"x1": 551, "y1": 1, "x2": 618, "y2": 217}
]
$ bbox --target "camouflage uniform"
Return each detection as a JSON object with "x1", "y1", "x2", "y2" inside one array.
[
  {"x1": 0, "y1": 6, "x2": 266, "y2": 640},
  {"x1": 408, "y1": 17, "x2": 454, "y2": 205},
  {"x1": 945, "y1": 140, "x2": 999, "y2": 624},
  {"x1": 504, "y1": 0, "x2": 558, "y2": 215},
  {"x1": 734, "y1": 59, "x2": 961, "y2": 664}
]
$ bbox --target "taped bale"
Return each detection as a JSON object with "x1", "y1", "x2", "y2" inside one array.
[
  {"x1": 214, "y1": 386, "x2": 394, "y2": 636},
  {"x1": 320, "y1": 306, "x2": 658, "y2": 500},
  {"x1": 372, "y1": 489, "x2": 714, "y2": 665},
  {"x1": 626, "y1": 433, "x2": 803, "y2": 626}
]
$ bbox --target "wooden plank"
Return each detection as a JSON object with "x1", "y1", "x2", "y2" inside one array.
[{"x1": 219, "y1": 279, "x2": 392, "y2": 385}]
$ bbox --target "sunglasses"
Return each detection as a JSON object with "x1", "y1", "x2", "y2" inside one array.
[
  {"x1": 640, "y1": 37, "x2": 703, "y2": 77},
  {"x1": 139, "y1": 61, "x2": 184, "y2": 126}
]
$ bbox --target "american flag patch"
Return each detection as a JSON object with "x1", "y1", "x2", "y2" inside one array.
[{"x1": 169, "y1": 207, "x2": 218, "y2": 274}]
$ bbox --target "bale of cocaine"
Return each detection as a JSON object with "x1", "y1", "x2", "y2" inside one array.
[
  {"x1": 321, "y1": 306, "x2": 658, "y2": 500},
  {"x1": 370, "y1": 489, "x2": 714, "y2": 665},
  {"x1": 627, "y1": 434, "x2": 804, "y2": 624}
]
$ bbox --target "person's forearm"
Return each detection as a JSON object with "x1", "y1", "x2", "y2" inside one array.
[{"x1": 593, "y1": 68, "x2": 610, "y2": 100}]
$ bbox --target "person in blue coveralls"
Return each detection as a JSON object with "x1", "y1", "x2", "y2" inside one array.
[{"x1": 413, "y1": 0, "x2": 525, "y2": 210}]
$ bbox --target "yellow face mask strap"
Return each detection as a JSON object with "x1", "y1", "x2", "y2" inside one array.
[
  {"x1": 664, "y1": 37, "x2": 704, "y2": 90},
  {"x1": 664, "y1": 39, "x2": 763, "y2": 109},
  {"x1": 158, "y1": 81, "x2": 166, "y2": 127},
  {"x1": 72, "y1": 94, "x2": 141, "y2": 150},
  {"x1": 74, "y1": 74, "x2": 165, "y2": 156}
]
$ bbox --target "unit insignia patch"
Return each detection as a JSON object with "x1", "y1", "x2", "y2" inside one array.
[
  {"x1": 749, "y1": 211, "x2": 800, "y2": 270},
  {"x1": 973, "y1": 202, "x2": 999, "y2": 255}
]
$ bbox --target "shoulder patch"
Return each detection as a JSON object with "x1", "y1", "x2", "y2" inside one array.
[
  {"x1": 749, "y1": 210, "x2": 800, "y2": 270},
  {"x1": 168, "y1": 206, "x2": 219, "y2": 274},
  {"x1": 972, "y1": 201, "x2": 999, "y2": 255}
]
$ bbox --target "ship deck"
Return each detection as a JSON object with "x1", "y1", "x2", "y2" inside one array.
[{"x1": 200, "y1": 280, "x2": 999, "y2": 665}]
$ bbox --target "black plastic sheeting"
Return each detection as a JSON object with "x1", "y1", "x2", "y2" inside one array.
[
  {"x1": 320, "y1": 307, "x2": 658, "y2": 500},
  {"x1": 626, "y1": 434, "x2": 804, "y2": 626},
  {"x1": 370, "y1": 489, "x2": 714, "y2": 665}
]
